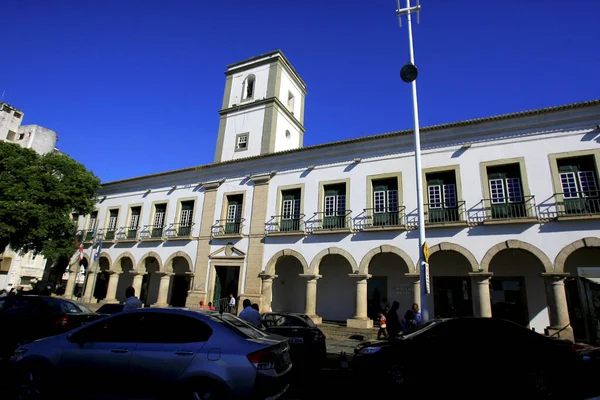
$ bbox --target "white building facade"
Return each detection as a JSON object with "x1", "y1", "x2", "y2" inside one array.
[
  {"x1": 66, "y1": 51, "x2": 600, "y2": 343},
  {"x1": 0, "y1": 102, "x2": 59, "y2": 291}
]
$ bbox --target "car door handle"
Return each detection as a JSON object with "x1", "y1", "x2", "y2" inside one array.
[
  {"x1": 174, "y1": 351, "x2": 194, "y2": 356},
  {"x1": 111, "y1": 348, "x2": 129, "y2": 353}
]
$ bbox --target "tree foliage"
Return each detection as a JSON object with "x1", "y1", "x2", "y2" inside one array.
[{"x1": 0, "y1": 141, "x2": 101, "y2": 259}]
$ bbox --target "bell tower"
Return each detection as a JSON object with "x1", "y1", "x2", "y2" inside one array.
[{"x1": 214, "y1": 50, "x2": 307, "y2": 163}]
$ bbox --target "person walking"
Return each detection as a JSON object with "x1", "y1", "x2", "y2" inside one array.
[
  {"x1": 239, "y1": 299, "x2": 264, "y2": 328},
  {"x1": 386, "y1": 301, "x2": 401, "y2": 338},
  {"x1": 377, "y1": 310, "x2": 389, "y2": 339},
  {"x1": 123, "y1": 286, "x2": 143, "y2": 311}
]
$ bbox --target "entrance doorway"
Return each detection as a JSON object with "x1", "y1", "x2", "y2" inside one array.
[
  {"x1": 213, "y1": 265, "x2": 240, "y2": 311},
  {"x1": 170, "y1": 275, "x2": 191, "y2": 307},
  {"x1": 490, "y1": 277, "x2": 529, "y2": 327},
  {"x1": 367, "y1": 277, "x2": 387, "y2": 319},
  {"x1": 433, "y1": 277, "x2": 473, "y2": 318}
]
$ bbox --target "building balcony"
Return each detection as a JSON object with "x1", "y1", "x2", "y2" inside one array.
[
  {"x1": 479, "y1": 195, "x2": 538, "y2": 224},
  {"x1": 139, "y1": 225, "x2": 165, "y2": 241},
  {"x1": 306, "y1": 211, "x2": 353, "y2": 234},
  {"x1": 98, "y1": 228, "x2": 117, "y2": 242},
  {"x1": 553, "y1": 192, "x2": 600, "y2": 220},
  {"x1": 265, "y1": 214, "x2": 306, "y2": 236},
  {"x1": 212, "y1": 219, "x2": 244, "y2": 238},
  {"x1": 83, "y1": 230, "x2": 98, "y2": 243},
  {"x1": 355, "y1": 207, "x2": 406, "y2": 231},
  {"x1": 115, "y1": 227, "x2": 139, "y2": 242},
  {"x1": 165, "y1": 222, "x2": 195, "y2": 240},
  {"x1": 424, "y1": 201, "x2": 468, "y2": 227}
]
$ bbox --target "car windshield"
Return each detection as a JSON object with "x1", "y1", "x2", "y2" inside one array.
[
  {"x1": 76, "y1": 303, "x2": 92, "y2": 313},
  {"x1": 399, "y1": 319, "x2": 441, "y2": 339},
  {"x1": 210, "y1": 313, "x2": 268, "y2": 339}
]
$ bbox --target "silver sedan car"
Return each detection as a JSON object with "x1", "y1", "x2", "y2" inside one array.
[{"x1": 10, "y1": 308, "x2": 292, "y2": 400}]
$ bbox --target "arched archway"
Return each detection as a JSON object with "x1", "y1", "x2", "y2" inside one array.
[
  {"x1": 428, "y1": 242, "x2": 478, "y2": 318},
  {"x1": 483, "y1": 240, "x2": 551, "y2": 330},
  {"x1": 265, "y1": 249, "x2": 309, "y2": 276},
  {"x1": 313, "y1": 248, "x2": 357, "y2": 322},
  {"x1": 557, "y1": 237, "x2": 600, "y2": 342},
  {"x1": 93, "y1": 255, "x2": 111, "y2": 301},
  {"x1": 98, "y1": 252, "x2": 113, "y2": 270},
  {"x1": 268, "y1": 252, "x2": 307, "y2": 313},
  {"x1": 359, "y1": 245, "x2": 414, "y2": 319},
  {"x1": 138, "y1": 252, "x2": 163, "y2": 306},
  {"x1": 310, "y1": 247, "x2": 358, "y2": 275},
  {"x1": 114, "y1": 253, "x2": 135, "y2": 302},
  {"x1": 166, "y1": 252, "x2": 193, "y2": 307}
]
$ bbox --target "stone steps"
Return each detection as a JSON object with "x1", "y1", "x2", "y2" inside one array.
[{"x1": 318, "y1": 322, "x2": 379, "y2": 341}]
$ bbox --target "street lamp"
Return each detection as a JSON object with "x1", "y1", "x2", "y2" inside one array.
[{"x1": 395, "y1": 0, "x2": 431, "y2": 321}]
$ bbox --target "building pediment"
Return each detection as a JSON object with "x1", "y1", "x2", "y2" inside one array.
[{"x1": 209, "y1": 243, "x2": 246, "y2": 259}]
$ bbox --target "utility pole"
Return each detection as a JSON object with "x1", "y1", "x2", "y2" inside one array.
[{"x1": 395, "y1": 0, "x2": 431, "y2": 321}]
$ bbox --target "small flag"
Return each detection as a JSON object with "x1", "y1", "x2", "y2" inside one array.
[
  {"x1": 78, "y1": 242, "x2": 84, "y2": 260},
  {"x1": 93, "y1": 239, "x2": 102, "y2": 261}
]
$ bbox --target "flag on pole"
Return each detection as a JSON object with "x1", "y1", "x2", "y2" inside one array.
[
  {"x1": 93, "y1": 239, "x2": 103, "y2": 261},
  {"x1": 78, "y1": 241, "x2": 84, "y2": 260}
]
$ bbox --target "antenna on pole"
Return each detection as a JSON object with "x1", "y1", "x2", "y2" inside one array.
[{"x1": 396, "y1": 0, "x2": 421, "y2": 27}]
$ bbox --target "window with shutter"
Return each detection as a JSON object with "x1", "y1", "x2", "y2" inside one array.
[
  {"x1": 225, "y1": 195, "x2": 243, "y2": 234},
  {"x1": 426, "y1": 171, "x2": 459, "y2": 223},
  {"x1": 557, "y1": 156, "x2": 600, "y2": 215},
  {"x1": 280, "y1": 189, "x2": 301, "y2": 231},
  {"x1": 486, "y1": 163, "x2": 526, "y2": 219},
  {"x1": 323, "y1": 183, "x2": 347, "y2": 229},
  {"x1": 371, "y1": 178, "x2": 400, "y2": 226}
]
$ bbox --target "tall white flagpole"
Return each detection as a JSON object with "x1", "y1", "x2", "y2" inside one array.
[{"x1": 396, "y1": 0, "x2": 431, "y2": 321}]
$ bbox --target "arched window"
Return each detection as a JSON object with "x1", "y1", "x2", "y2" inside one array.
[{"x1": 243, "y1": 75, "x2": 255, "y2": 100}]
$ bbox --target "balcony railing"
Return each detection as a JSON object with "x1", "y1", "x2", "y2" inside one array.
[
  {"x1": 84, "y1": 229, "x2": 96, "y2": 242},
  {"x1": 307, "y1": 210, "x2": 353, "y2": 232},
  {"x1": 481, "y1": 195, "x2": 537, "y2": 221},
  {"x1": 116, "y1": 226, "x2": 140, "y2": 241},
  {"x1": 139, "y1": 224, "x2": 165, "y2": 240},
  {"x1": 212, "y1": 218, "x2": 245, "y2": 236},
  {"x1": 554, "y1": 191, "x2": 600, "y2": 217},
  {"x1": 165, "y1": 222, "x2": 195, "y2": 239},
  {"x1": 354, "y1": 207, "x2": 406, "y2": 230},
  {"x1": 424, "y1": 201, "x2": 466, "y2": 225},
  {"x1": 265, "y1": 214, "x2": 306, "y2": 234},
  {"x1": 100, "y1": 228, "x2": 117, "y2": 241}
]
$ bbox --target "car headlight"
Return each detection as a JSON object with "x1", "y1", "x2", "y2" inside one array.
[
  {"x1": 11, "y1": 347, "x2": 28, "y2": 362},
  {"x1": 358, "y1": 346, "x2": 382, "y2": 355}
]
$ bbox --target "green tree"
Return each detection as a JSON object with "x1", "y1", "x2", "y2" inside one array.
[{"x1": 0, "y1": 141, "x2": 101, "y2": 259}]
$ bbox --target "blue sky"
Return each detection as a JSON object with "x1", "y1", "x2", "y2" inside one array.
[{"x1": 2, "y1": 0, "x2": 599, "y2": 183}]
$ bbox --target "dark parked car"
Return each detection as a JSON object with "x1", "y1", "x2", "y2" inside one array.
[
  {"x1": 262, "y1": 312, "x2": 326, "y2": 369},
  {"x1": 11, "y1": 308, "x2": 292, "y2": 400},
  {"x1": 95, "y1": 303, "x2": 124, "y2": 315},
  {"x1": 0, "y1": 295, "x2": 105, "y2": 362},
  {"x1": 353, "y1": 317, "x2": 578, "y2": 398}
]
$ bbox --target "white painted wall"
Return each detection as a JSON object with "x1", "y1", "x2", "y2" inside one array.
[
  {"x1": 278, "y1": 69, "x2": 303, "y2": 118},
  {"x1": 227, "y1": 65, "x2": 272, "y2": 108},
  {"x1": 220, "y1": 106, "x2": 267, "y2": 161},
  {"x1": 274, "y1": 110, "x2": 301, "y2": 152}
]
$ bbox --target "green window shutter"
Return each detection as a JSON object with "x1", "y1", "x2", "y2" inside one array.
[
  {"x1": 559, "y1": 165, "x2": 578, "y2": 173},
  {"x1": 325, "y1": 187, "x2": 340, "y2": 196},
  {"x1": 182, "y1": 201, "x2": 194, "y2": 211},
  {"x1": 373, "y1": 182, "x2": 388, "y2": 192},
  {"x1": 488, "y1": 172, "x2": 506, "y2": 180}
]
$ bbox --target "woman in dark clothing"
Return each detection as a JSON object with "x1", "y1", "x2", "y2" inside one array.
[{"x1": 385, "y1": 301, "x2": 401, "y2": 338}]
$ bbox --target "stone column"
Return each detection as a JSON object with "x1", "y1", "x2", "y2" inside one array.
[
  {"x1": 405, "y1": 273, "x2": 421, "y2": 308},
  {"x1": 347, "y1": 274, "x2": 373, "y2": 328},
  {"x1": 300, "y1": 274, "x2": 322, "y2": 324},
  {"x1": 64, "y1": 264, "x2": 78, "y2": 298},
  {"x1": 542, "y1": 273, "x2": 574, "y2": 342},
  {"x1": 154, "y1": 273, "x2": 173, "y2": 307},
  {"x1": 258, "y1": 273, "x2": 277, "y2": 313},
  {"x1": 132, "y1": 272, "x2": 145, "y2": 299},
  {"x1": 83, "y1": 272, "x2": 97, "y2": 303},
  {"x1": 103, "y1": 272, "x2": 121, "y2": 303},
  {"x1": 469, "y1": 272, "x2": 493, "y2": 318}
]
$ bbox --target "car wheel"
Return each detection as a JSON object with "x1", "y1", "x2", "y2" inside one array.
[
  {"x1": 186, "y1": 380, "x2": 226, "y2": 400},
  {"x1": 16, "y1": 363, "x2": 50, "y2": 400}
]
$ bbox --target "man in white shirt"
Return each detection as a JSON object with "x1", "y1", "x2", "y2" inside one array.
[
  {"x1": 239, "y1": 299, "x2": 264, "y2": 328},
  {"x1": 123, "y1": 286, "x2": 143, "y2": 311},
  {"x1": 228, "y1": 294, "x2": 236, "y2": 313}
]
